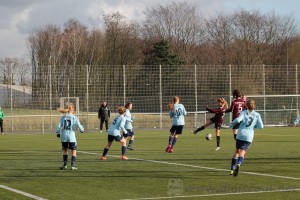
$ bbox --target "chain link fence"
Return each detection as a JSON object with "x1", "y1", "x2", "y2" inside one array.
[{"x1": 1, "y1": 65, "x2": 299, "y2": 133}]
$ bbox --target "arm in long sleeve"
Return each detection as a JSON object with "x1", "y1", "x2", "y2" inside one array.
[
  {"x1": 229, "y1": 112, "x2": 244, "y2": 128},
  {"x1": 98, "y1": 108, "x2": 101, "y2": 119},
  {"x1": 225, "y1": 102, "x2": 234, "y2": 113},
  {"x1": 120, "y1": 117, "x2": 127, "y2": 134},
  {"x1": 254, "y1": 115, "x2": 264, "y2": 129},
  {"x1": 74, "y1": 117, "x2": 84, "y2": 133},
  {"x1": 206, "y1": 106, "x2": 223, "y2": 114}
]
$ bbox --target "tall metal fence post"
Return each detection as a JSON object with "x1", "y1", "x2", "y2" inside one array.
[
  {"x1": 86, "y1": 65, "x2": 89, "y2": 129},
  {"x1": 262, "y1": 64, "x2": 266, "y2": 124},
  {"x1": 229, "y1": 64, "x2": 232, "y2": 124},
  {"x1": 10, "y1": 63, "x2": 13, "y2": 131},
  {"x1": 49, "y1": 65, "x2": 52, "y2": 131},
  {"x1": 194, "y1": 64, "x2": 197, "y2": 127},
  {"x1": 159, "y1": 65, "x2": 162, "y2": 130},
  {"x1": 123, "y1": 65, "x2": 126, "y2": 106},
  {"x1": 296, "y1": 64, "x2": 299, "y2": 116}
]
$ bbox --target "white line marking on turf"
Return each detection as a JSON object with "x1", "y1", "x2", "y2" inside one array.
[
  {"x1": 78, "y1": 151, "x2": 300, "y2": 181},
  {"x1": 0, "y1": 184, "x2": 47, "y2": 200},
  {"x1": 121, "y1": 188, "x2": 300, "y2": 200}
]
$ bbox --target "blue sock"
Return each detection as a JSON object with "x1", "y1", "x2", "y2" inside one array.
[
  {"x1": 171, "y1": 137, "x2": 177, "y2": 148},
  {"x1": 71, "y1": 155, "x2": 76, "y2": 167},
  {"x1": 168, "y1": 135, "x2": 174, "y2": 146},
  {"x1": 63, "y1": 154, "x2": 68, "y2": 165},
  {"x1": 122, "y1": 146, "x2": 126, "y2": 155},
  {"x1": 102, "y1": 147, "x2": 109, "y2": 156},
  {"x1": 231, "y1": 157, "x2": 238, "y2": 170},
  {"x1": 238, "y1": 156, "x2": 244, "y2": 165},
  {"x1": 128, "y1": 139, "x2": 133, "y2": 147}
]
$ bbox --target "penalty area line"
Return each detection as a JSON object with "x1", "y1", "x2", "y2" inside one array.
[
  {"x1": 77, "y1": 151, "x2": 300, "y2": 181},
  {"x1": 0, "y1": 184, "x2": 47, "y2": 200},
  {"x1": 121, "y1": 188, "x2": 300, "y2": 200}
]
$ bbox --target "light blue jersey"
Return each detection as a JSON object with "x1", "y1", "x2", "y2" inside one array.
[
  {"x1": 229, "y1": 110, "x2": 263, "y2": 143},
  {"x1": 169, "y1": 103, "x2": 187, "y2": 125},
  {"x1": 125, "y1": 109, "x2": 133, "y2": 130},
  {"x1": 56, "y1": 114, "x2": 84, "y2": 143},
  {"x1": 294, "y1": 115, "x2": 300, "y2": 126},
  {"x1": 108, "y1": 114, "x2": 127, "y2": 136}
]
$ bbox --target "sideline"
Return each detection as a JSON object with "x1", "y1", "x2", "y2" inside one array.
[{"x1": 0, "y1": 184, "x2": 47, "y2": 200}]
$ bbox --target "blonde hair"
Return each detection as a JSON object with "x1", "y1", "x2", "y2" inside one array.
[
  {"x1": 167, "y1": 96, "x2": 180, "y2": 111},
  {"x1": 58, "y1": 103, "x2": 75, "y2": 114},
  {"x1": 217, "y1": 98, "x2": 228, "y2": 109},
  {"x1": 118, "y1": 106, "x2": 126, "y2": 114},
  {"x1": 247, "y1": 99, "x2": 256, "y2": 110}
]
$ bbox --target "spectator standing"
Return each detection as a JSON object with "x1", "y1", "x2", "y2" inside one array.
[{"x1": 98, "y1": 102, "x2": 111, "y2": 132}]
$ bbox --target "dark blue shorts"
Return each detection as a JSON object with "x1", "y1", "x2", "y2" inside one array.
[
  {"x1": 170, "y1": 125, "x2": 184, "y2": 134},
  {"x1": 108, "y1": 135, "x2": 123, "y2": 142},
  {"x1": 62, "y1": 142, "x2": 77, "y2": 150},
  {"x1": 236, "y1": 139, "x2": 251, "y2": 151},
  {"x1": 123, "y1": 129, "x2": 134, "y2": 138}
]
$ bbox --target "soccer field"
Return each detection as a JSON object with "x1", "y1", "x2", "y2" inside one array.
[{"x1": 0, "y1": 127, "x2": 299, "y2": 200}]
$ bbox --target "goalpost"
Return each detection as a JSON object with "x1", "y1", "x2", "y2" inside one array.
[{"x1": 60, "y1": 97, "x2": 80, "y2": 116}]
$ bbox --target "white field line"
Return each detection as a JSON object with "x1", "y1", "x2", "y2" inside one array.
[
  {"x1": 78, "y1": 151, "x2": 300, "y2": 181},
  {"x1": 121, "y1": 188, "x2": 300, "y2": 200},
  {"x1": 0, "y1": 185, "x2": 47, "y2": 200}
]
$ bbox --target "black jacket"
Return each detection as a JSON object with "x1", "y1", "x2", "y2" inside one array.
[{"x1": 98, "y1": 106, "x2": 110, "y2": 120}]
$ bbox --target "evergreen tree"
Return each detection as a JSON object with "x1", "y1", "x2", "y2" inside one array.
[{"x1": 144, "y1": 40, "x2": 184, "y2": 65}]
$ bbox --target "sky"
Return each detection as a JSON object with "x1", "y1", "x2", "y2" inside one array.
[{"x1": 0, "y1": 0, "x2": 299, "y2": 59}]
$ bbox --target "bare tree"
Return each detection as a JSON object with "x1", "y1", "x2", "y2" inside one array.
[
  {"x1": 103, "y1": 11, "x2": 141, "y2": 65},
  {"x1": 142, "y1": 0, "x2": 204, "y2": 63},
  {"x1": 15, "y1": 57, "x2": 31, "y2": 86},
  {"x1": 0, "y1": 57, "x2": 18, "y2": 85},
  {"x1": 204, "y1": 13, "x2": 235, "y2": 64}
]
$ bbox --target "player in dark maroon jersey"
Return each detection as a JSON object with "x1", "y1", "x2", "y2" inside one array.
[
  {"x1": 225, "y1": 90, "x2": 247, "y2": 140},
  {"x1": 191, "y1": 98, "x2": 228, "y2": 151}
]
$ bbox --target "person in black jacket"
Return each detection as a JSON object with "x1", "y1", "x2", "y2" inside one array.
[{"x1": 98, "y1": 102, "x2": 111, "y2": 132}]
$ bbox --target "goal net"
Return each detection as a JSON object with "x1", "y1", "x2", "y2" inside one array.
[
  {"x1": 191, "y1": 95, "x2": 300, "y2": 128},
  {"x1": 60, "y1": 97, "x2": 80, "y2": 116}
]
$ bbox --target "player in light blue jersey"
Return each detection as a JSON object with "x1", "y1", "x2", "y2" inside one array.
[
  {"x1": 165, "y1": 96, "x2": 187, "y2": 153},
  {"x1": 56, "y1": 103, "x2": 84, "y2": 170},
  {"x1": 229, "y1": 99, "x2": 264, "y2": 176},
  {"x1": 123, "y1": 102, "x2": 135, "y2": 150},
  {"x1": 100, "y1": 106, "x2": 128, "y2": 160},
  {"x1": 293, "y1": 114, "x2": 300, "y2": 126}
]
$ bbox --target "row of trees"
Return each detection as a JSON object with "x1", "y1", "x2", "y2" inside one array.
[
  {"x1": 27, "y1": 1, "x2": 300, "y2": 68},
  {"x1": 2, "y1": 1, "x2": 300, "y2": 86}
]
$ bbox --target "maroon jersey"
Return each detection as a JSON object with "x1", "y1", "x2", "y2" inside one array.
[
  {"x1": 226, "y1": 97, "x2": 246, "y2": 121},
  {"x1": 206, "y1": 106, "x2": 226, "y2": 124}
]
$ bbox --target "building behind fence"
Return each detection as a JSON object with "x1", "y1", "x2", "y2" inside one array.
[{"x1": 1, "y1": 65, "x2": 299, "y2": 133}]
